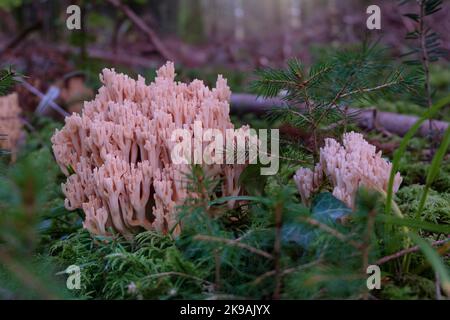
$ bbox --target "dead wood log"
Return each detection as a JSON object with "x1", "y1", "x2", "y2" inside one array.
[{"x1": 230, "y1": 93, "x2": 449, "y2": 138}]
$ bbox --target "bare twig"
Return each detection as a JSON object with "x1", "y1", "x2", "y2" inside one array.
[
  {"x1": 375, "y1": 239, "x2": 449, "y2": 265},
  {"x1": 194, "y1": 234, "x2": 274, "y2": 260},
  {"x1": 106, "y1": 0, "x2": 175, "y2": 62},
  {"x1": 339, "y1": 80, "x2": 402, "y2": 99},
  {"x1": 251, "y1": 259, "x2": 322, "y2": 286}
]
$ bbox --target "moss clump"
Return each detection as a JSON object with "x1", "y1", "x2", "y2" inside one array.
[
  {"x1": 397, "y1": 184, "x2": 450, "y2": 225},
  {"x1": 380, "y1": 274, "x2": 435, "y2": 300},
  {"x1": 49, "y1": 230, "x2": 205, "y2": 299}
]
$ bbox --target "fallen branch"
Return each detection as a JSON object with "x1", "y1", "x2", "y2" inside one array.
[
  {"x1": 229, "y1": 93, "x2": 449, "y2": 138},
  {"x1": 375, "y1": 238, "x2": 449, "y2": 265},
  {"x1": 19, "y1": 80, "x2": 69, "y2": 118},
  {"x1": 106, "y1": 0, "x2": 175, "y2": 62}
]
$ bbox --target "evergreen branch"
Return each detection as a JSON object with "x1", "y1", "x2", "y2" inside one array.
[
  {"x1": 194, "y1": 234, "x2": 274, "y2": 259},
  {"x1": 0, "y1": 67, "x2": 18, "y2": 96},
  {"x1": 0, "y1": 249, "x2": 58, "y2": 299},
  {"x1": 273, "y1": 203, "x2": 283, "y2": 299},
  {"x1": 142, "y1": 271, "x2": 214, "y2": 286},
  {"x1": 401, "y1": 0, "x2": 448, "y2": 137},
  {"x1": 297, "y1": 65, "x2": 332, "y2": 91},
  {"x1": 313, "y1": 76, "x2": 354, "y2": 130},
  {"x1": 299, "y1": 216, "x2": 362, "y2": 249},
  {"x1": 250, "y1": 259, "x2": 322, "y2": 286},
  {"x1": 339, "y1": 79, "x2": 404, "y2": 99},
  {"x1": 418, "y1": 0, "x2": 433, "y2": 115}
]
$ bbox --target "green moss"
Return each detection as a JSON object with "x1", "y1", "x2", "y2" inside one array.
[
  {"x1": 394, "y1": 135, "x2": 450, "y2": 193},
  {"x1": 49, "y1": 230, "x2": 205, "y2": 299},
  {"x1": 398, "y1": 158, "x2": 450, "y2": 193},
  {"x1": 397, "y1": 184, "x2": 450, "y2": 225},
  {"x1": 380, "y1": 274, "x2": 435, "y2": 300}
]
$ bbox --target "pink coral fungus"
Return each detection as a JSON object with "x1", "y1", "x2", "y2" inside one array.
[
  {"x1": 294, "y1": 132, "x2": 402, "y2": 209},
  {"x1": 52, "y1": 62, "x2": 246, "y2": 238},
  {"x1": 0, "y1": 93, "x2": 22, "y2": 162}
]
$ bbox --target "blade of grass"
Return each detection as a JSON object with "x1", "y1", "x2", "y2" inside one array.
[
  {"x1": 377, "y1": 214, "x2": 450, "y2": 234},
  {"x1": 408, "y1": 232, "x2": 450, "y2": 297},
  {"x1": 415, "y1": 125, "x2": 450, "y2": 219},
  {"x1": 385, "y1": 94, "x2": 450, "y2": 215},
  {"x1": 208, "y1": 195, "x2": 263, "y2": 206}
]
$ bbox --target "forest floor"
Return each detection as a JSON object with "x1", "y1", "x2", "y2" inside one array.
[{"x1": 0, "y1": 42, "x2": 449, "y2": 299}]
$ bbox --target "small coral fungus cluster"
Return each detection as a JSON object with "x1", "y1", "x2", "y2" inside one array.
[
  {"x1": 0, "y1": 93, "x2": 22, "y2": 162},
  {"x1": 52, "y1": 62, "x2": 246, "y2": 238},
  {"x1": 294, "y1": 132, "x2": 402, "y2": 209}
]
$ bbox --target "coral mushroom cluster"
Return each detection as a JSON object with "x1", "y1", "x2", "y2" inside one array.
[
  {"x1": 52, "y1": 62, "x2": 246, "y2": 238},
  {"x1": 294, "y1": 132, "x2": 402, "y2": 208},
  {"x1": 0, "y1": 93, "x2": 22, "y2": 162}
]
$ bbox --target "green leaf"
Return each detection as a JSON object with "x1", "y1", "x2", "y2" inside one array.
[
  {"x1": 282, "y1": 193, "x2": 351, "y2": 248},
  {"x1": 281, "y1": 223, "x2": 315, "y2": 247},
  {"x1": 377, "y1": 214, "x2": 450, "y2": 234},
  {"x1": 386, "y1": 94, "x2": 450, "y2": 215},
  {"x1": 416, "y1": 126, "x2": 450, "y2": 219},
  {"x1": 311, "y1": 192, "x2": 352, "y2": 223}
]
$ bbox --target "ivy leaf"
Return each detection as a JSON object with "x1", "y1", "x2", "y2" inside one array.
[
  {"x1": 282, "y1": 192, "x2": 351, "y2": 248},
  {"x1": 311, "y1": 192, "x2": 352, "y2": 223},
  {"x1": 281, "y1": 223, "x2": 315, "y2": 248}
]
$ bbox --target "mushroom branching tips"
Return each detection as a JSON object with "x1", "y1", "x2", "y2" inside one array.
[
  {"x1": 52, "y1": 62, "x2": 247, "y2": 238},
  {"x1": 294, "y1": 132, "x2": 403, "y2": 209}
]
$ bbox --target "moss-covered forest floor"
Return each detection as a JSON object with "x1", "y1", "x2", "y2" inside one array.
[
  {"x1": 0, "y1": 0, "x2": 449, "y2": 301},
  {"x1": 0, "y1": 59, "x2": 449, "y2": 299}
]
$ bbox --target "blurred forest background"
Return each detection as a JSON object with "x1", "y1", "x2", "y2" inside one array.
[{"x1": 0, "y1": 0, "x2": 449, "y2": 116}]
